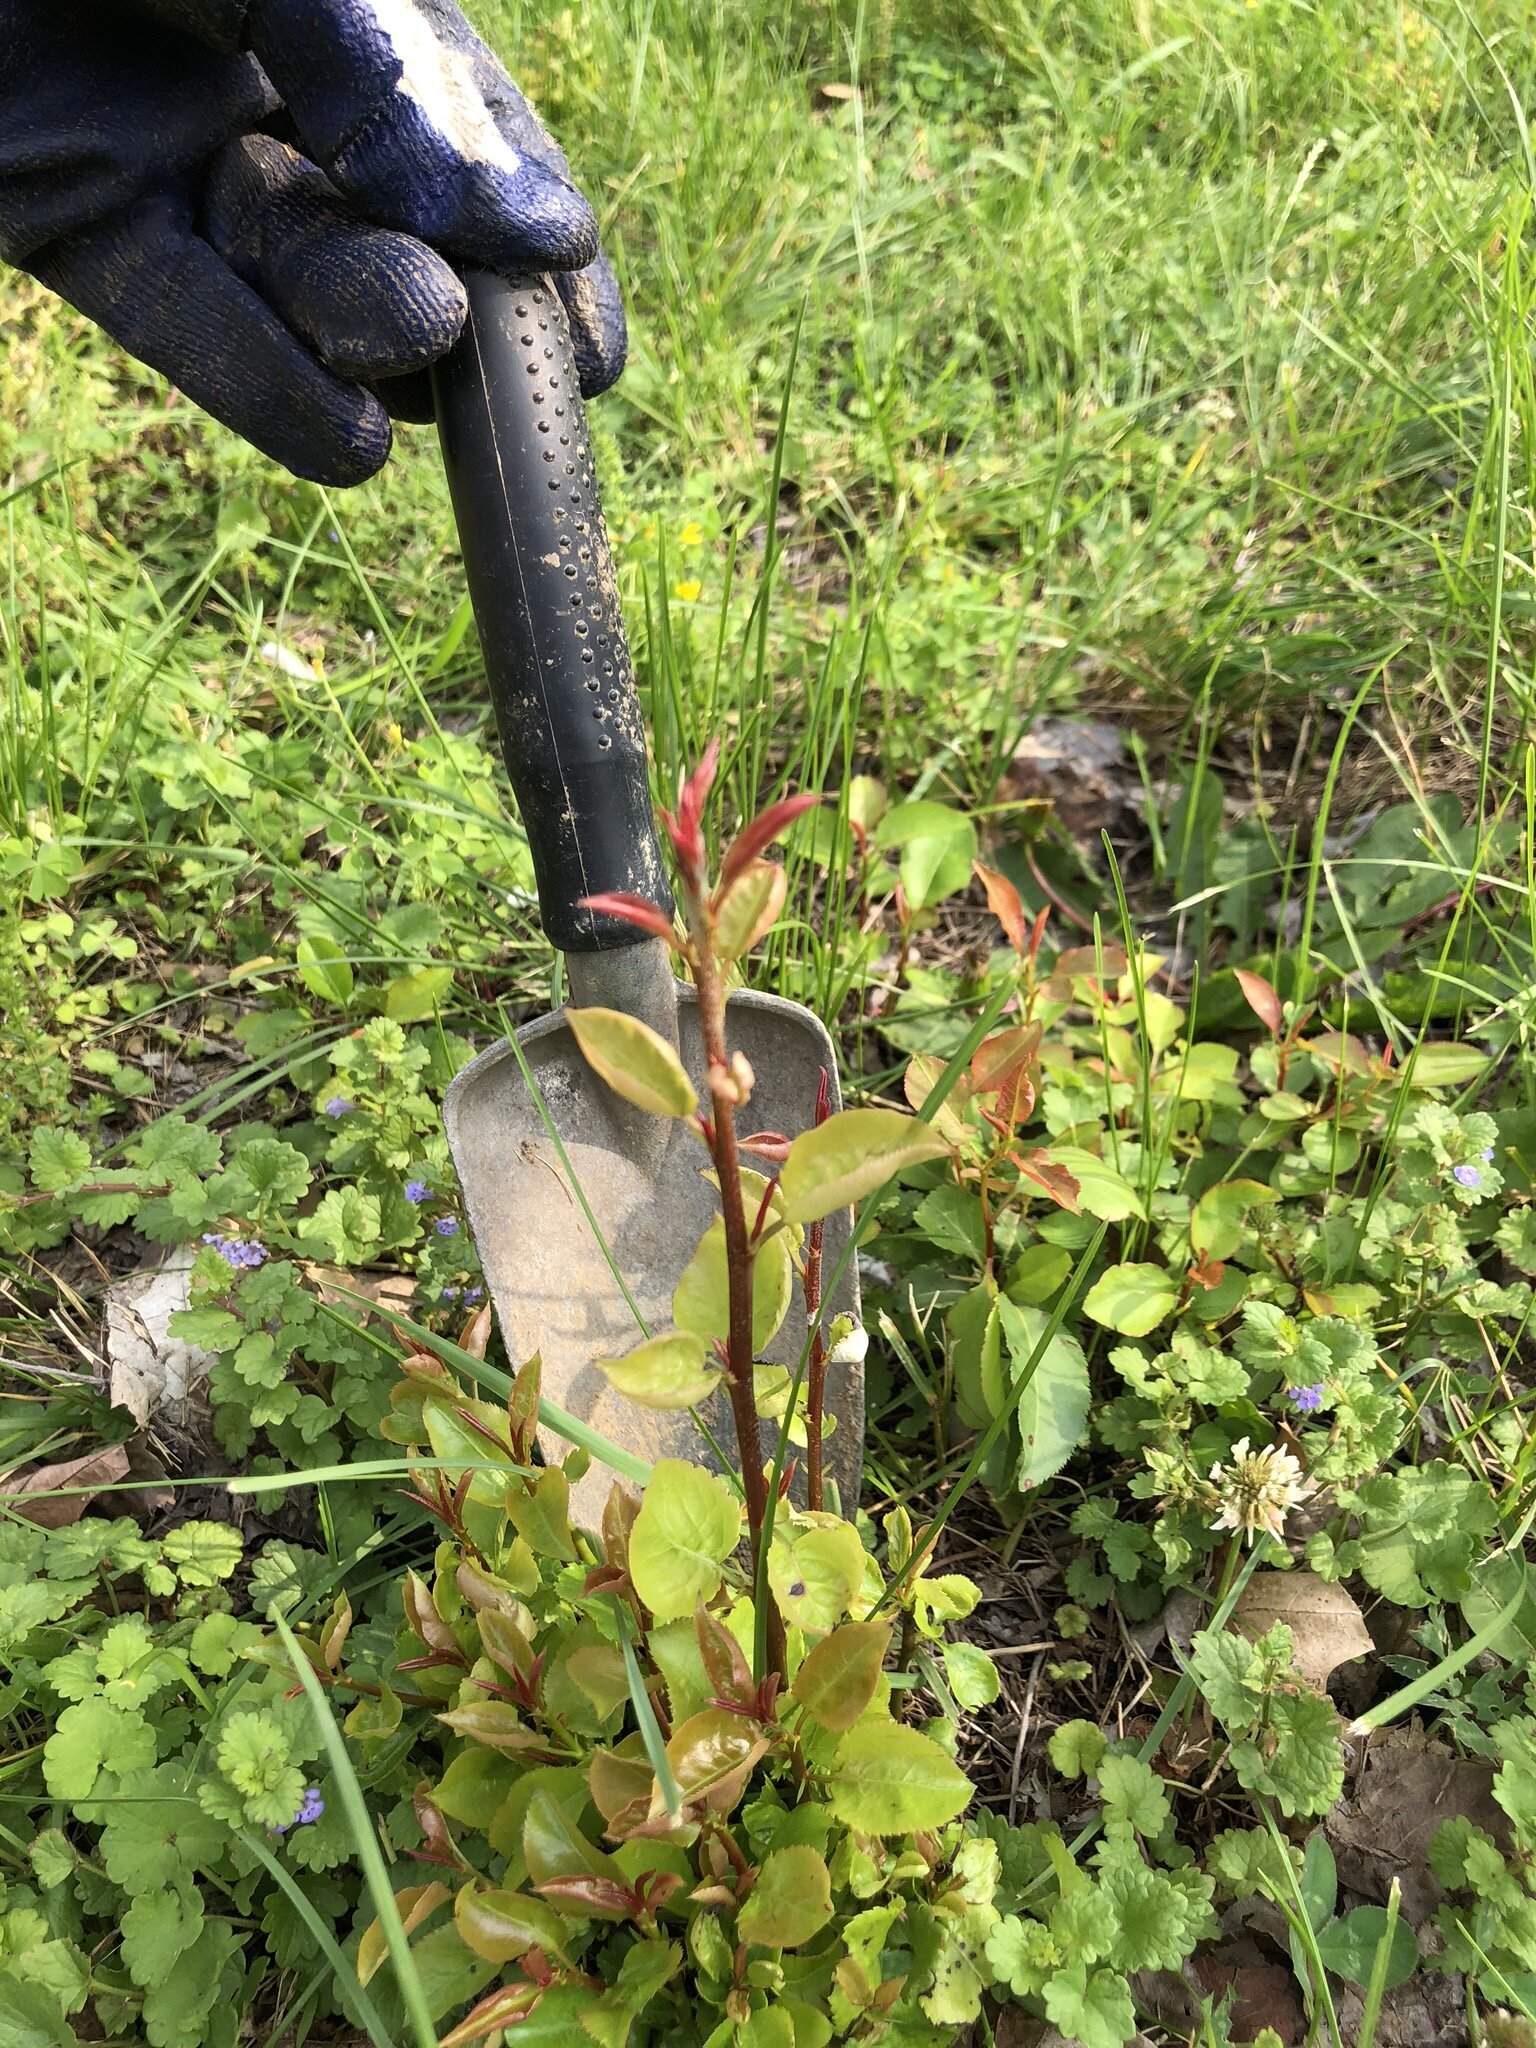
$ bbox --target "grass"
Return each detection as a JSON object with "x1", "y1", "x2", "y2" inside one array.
[
  {"x1": 7, "y1": 5, "x2": 1536, "y2": 2043},
  {"x1": 0, "y1": 6, "x2": 1527, "y2": 1092}
]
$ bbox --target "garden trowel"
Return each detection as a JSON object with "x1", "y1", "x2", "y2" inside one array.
[{"x1": 431, "y1": 271, "x2": 860, "y2": 1522}]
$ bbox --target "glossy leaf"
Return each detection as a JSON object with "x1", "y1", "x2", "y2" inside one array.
[
  {"x1": 941, "y1": 1641, "x2": 999, "y2": 1709},
  {"x1": 713, "y1": 859, "x2": 787, "y2": 961},
  {"x1": 974, "y1": 860, "x2": 1028, "y2": 953},
  {"x1": 629, "y1": 1460, "x2": 741, "y2": 1622},
  {"x1": 672, "y1": 1217, "x2": 793, "y2": 1354},
  {"x1": 828, "y1": 1720, "x2": 972, "y2": 1835},
  {"x1": 791, "y1": 1620, "x2": 891, "y2": 1731},
  {"x1": 1192, "y1": 1179, "x2": 1281, "y2": 1264},
  {"x1": 1234, "y1": 968, "x2": 1283, "y2": 1035},
  {"x1": 1083, "y1": 1261, "x2": 1179, "y2": 1337},
  {"x1": 357, "y1": 1881, "x2": 448, "y2": 1987},
  {"x1": 768, "y1": 1519, "x2": 867, "y2": 1634},
  {"x1": 1042, "y1": 1147, "x2": 1144, "y2": 1222},
  {"x1": 453, "y1": 1885, "x2": 568, "y2": 1965},
  {"x1": 600, "y1": 1330, "x2": 721, "y2": 1412},
  {"x1": 996, "y1": 1298, "x2": 1092, "y2": 1490},
  {"x1": 778, "y1": 1108, "x2": 948, "y2": 1225},
  {"x1": 567, "y1": 1008, "x2": 698, "y2": 1120},
  {"x1": 737, "y1": 1845, "x2": 833, "y2": 1949},
  {"x1": 665, "y1": 1707, "x2": 770, "y2": 1813},
  {"x1": 296, "y1": 932, "x2": 352, "y2": 1006}
]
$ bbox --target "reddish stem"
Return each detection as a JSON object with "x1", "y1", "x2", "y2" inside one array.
[{"x1": 690, "y1": 928, "x2": 786, "y2": 1681}]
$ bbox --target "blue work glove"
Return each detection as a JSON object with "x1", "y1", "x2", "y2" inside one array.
[{"x1": 0, "y1": 0, "x2": 625, "y2": 485}]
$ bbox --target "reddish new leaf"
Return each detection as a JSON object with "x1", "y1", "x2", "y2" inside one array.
[
  {"x1": 974, "y1": 860, "x2": 1028, "y2": 954},
  {"x1": 1016, "y1": 1153, "x2": 1081, "y2": 1212},
  {"x1": 576, "y1": 891, "x2": 680, "y2": 945},
  {"x1": 1235, "y1": 968, "x2": 1284, "y2": 1036},
  {"x1": 718, "y1": 791, "x2": 822, "y2": 891}
]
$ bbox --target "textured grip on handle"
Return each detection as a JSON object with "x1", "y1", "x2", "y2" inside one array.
[{"x1": 432, "y1": 270, "x2": 672, "y2": 953}]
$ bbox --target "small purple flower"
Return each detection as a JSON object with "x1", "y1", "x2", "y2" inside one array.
[
  {"x1": 323, "y1": 1096, "x2": 353, "y2": 1119},
  {"x1": 271, "y1": 1787, "x2": 325, "y2": 1834},
  {"x1": 1482, "y1": 1147, "x2": 1495, "y2": 1161},
  {"x1": 1453, "y1": 1163, "x2": 1482, "y2": 1189},
  {"x1": 464, "y1": 1285, "x2": 484, "y2": 1304},
  {"x1": 440, "y1": 1285, "x2": 460, "y2": 1302},
  {"x1": 202, "y1": 1232, "x2": 267, "y2": 1271},
  {"x1": 404, "y1": 1180, "x2": 430, "y2": 1204},
  {"x1": 1288, "y1": 1383, "x2": 1325, "y2": 1413},
  {"x1": 435, "y1": 1215, "x2": 459, "y2": 1237}
]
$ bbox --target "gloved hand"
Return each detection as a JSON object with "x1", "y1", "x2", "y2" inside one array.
[{"x1": 0, "y1": 0, "x2": 626, "y2": 485}]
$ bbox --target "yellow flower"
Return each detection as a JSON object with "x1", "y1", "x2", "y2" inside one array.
[
  {"x1": 673, "y1": 579, "x2": 703, "y2": 604},
  {"x1": 678, "y1": 520, "x2": 704, "y2": 548}
]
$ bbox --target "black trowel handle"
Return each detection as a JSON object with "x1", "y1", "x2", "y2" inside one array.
[{"x1": 432, "y1": 271, "x2": 672, "y2": 953}]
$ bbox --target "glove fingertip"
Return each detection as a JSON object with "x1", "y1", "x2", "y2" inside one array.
[{"x1": 555, "y1": 262, "x2": 627, "y2": 399}]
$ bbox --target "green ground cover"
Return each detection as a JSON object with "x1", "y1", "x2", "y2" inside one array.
[{"x1": 7, "y1": 2, "x2": 1536, "y2": 2043}]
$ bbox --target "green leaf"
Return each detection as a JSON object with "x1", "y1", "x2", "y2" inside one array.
[
  {"x1": 1409, "y1": 1042, "x2": 1489, "y2": 1088},
  {"x1": 28, "y1": 1830, "x2": 75, "y2": 1891},
  {"x1": 1083, "y1": 1262, "x2": 1179, "y2": 1338},
  {"x1": 167, "y1": 1306, "x2": 243, "y2": 1350},
  {"x1": 1044, "y1": 1148, "x2": 1145, "y2": 1223},
  {"x1": 216, "y1": 1137, "x2": 311, "y2": 1214},
  {"x1": 600, "y1": 1329, "x2": 721, "y2": 1410},
  {"x1": 947, "y1": 1281, "x2": 1002, "y2": 1432},
  {"x1": 778, "y1": 1108, "x2": 948, "y2": 1225},
  {"x1": 942, "y1": 1641, "x2": 999, "y2": 1709},
  {"x1": 791, "y1": 1620, "x2": 891, "y2": 1731},
  {"x1": 768, "y1": 1519, "x2": 867, "y2": 1634},
  {"x1": 876, "y1": 800, "x2": 977, "y2": 911},
  {"x1": 162, "y1": 1522, "x2": 243, "y2": 1586},
  {"x1": 672, "y1": 1216, "x2": 793, "y2": 1354},
  {"x1": 827, "y1": 1720, "x2": 972, "y2": 1835},
  {"x1": 1189, "y1": 1628, "x2": 1264, "y2": 1728},
  {"x1": 567, "y1": 1007, "x2": 698, "y2": 1119},
  {"x1": 28, "y1": 1128, "x2": 91, "y2": 1193},
  {"x1": 1314, "y1": 1905, "x2": 1418, "y2": 1989},
  {"x1": 423, "y1": 1396, "x2": 519, "y2": 1508},
  {"x1": 1298, "y1": 1830, "x2": 1337, "y2": 1931},
  {"x1": 129, "y1": 1115, "x2": 221, "y2": 1180},
  {"x1": 737, "y1": 1844, "x2": 834, "y2": 1948},
  {"x1": 1231, "y1": 1686, "x2": 1344, "y2": 1819},
  {"x1": 121, "y1": 1883, "x2": 203, "y2": 1989},
  {"x1": 1096, "y1": 1754, "x2": 1170, "y2": 1838},
  {"x1": 1041, "y1": 1959, "x2": 1138, "y2": 2048},
  {"x1": 1099, "y1": 1860, "x2": 1211, "y2": 1973},
  {"x1": 997, "y1": 1297, "x2": 1091, "y2": 1490},
  {"x1": 1007, "y1": 1242, "x2": 1073, "y2": 1303},
  {"x1": 629, "y1": 1459, "x2": 741, "y2": 1622},
  {"x1": 1191, "y1": 1179, "x2": 1280, "y2": 1263},
  {"x1": 303, "y1": 1185, "x2": 382, "y2": 1263},
  {"x1": 0, "y1": 1976, "x2": 86, "y2": 2048},
  {"x1": 43, "y1": 1698, "x2": 156, "y2": 1801},
  {"x1": 1048, "y1": 1721, "x2": 1107, "y2": 1780},
  {"x1": 454, "y1": 1886, "x2": 570, "y2": 1965},
  {"x1": 714, "y1": 859, "x2": 788, "y2": 961},
  {"x1": 913, "y1": 1185, "x2": 987, "y2": 1266},
  {"x1": 215, "y1": 1710, "x2": 306, "y2": 1828},
  {"x1": 296, "y1": 932, "x2": 354, "y2": 1006},
  {"x1": 385, "y1": 966, "x2": 455, "y2": 1022},
  {"x1": 99, "y1": 1767, "x2": 227, "y2": 1894}
]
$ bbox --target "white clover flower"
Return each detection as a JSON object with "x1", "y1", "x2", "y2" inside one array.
[{"x1": 1208, "y1": 1436, "x2": 1313, "y2": 1544}]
